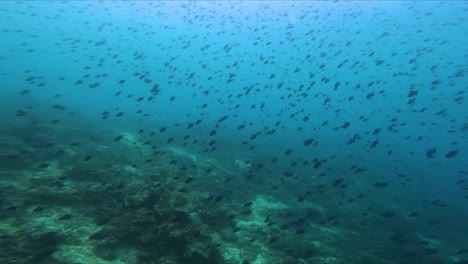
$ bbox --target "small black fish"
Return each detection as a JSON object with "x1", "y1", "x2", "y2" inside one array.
[
  {"x1": 114, "y1": 135, "x2": 123, "y2": 141},
  {"x1": 269, "y1": 236, "x2": 279, "y2": 243},
  {"x1": 52, "y1": 104, "x2": 66, "y2": 110},
  {"x1": 382, "y1": 211, "x2": 396, "y2": 218},
  {"x1": 5, "y1": 206, "x2": 16, "y2": 211},
  {"x1": 295, "y1": 228, "x2": 305, "y2": 235},
  {"x1": 151, "y1": 84, "x2": 160, "y2": 95},
  {"x1": 58, "y1": 214, "x2": 72, "y2": 220},
  {"x1": 38, "y1": 163, "x2": 49, "y2": 169},
  {"x1": 456, "y1": 179, "x2": 466, "y2": 185},
  {"x1": 83, "y1": 155, "x2": 92, "y2": 161},
  {"x1": 32, "y1": 206, "x2": 44, "y2": 212},
  {"x1": 373, "y1": 182, "x2": 388, "y2": 188},
  {"x1": 20, "y1": 89, "x2": 31, "y2": 95},
  {"x1": 408, "y1": 212, "x2": 419, "y2": 217},
  {"x1": 445, "y1": 150, "x2": 458, "y2": 158},
  {"x1": 16, "y1": 110, "x2": 28, "y2": 117},
  {"x1": 244, "y1": 201, "x2": 253, "y2": 207},
  {"x1": 242, "y1": 209, "x2": 252, "y2": 215},
  {"x1": 313, "y1": 161, "x2": 322, "y2": 169},
  {"x1": 184, "y1": 177, "x2": 193, "y2": 184},
  {"x1": 333, "y1": 178, "x2": 344, "y2": 187},
  {"x1": 426, "y1": 148, "x2": 437, "y2": 158},
  {"x1": 304, "y1": 138, "x2": 314, "y2": 146}
]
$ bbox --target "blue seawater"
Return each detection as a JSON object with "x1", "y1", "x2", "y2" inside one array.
[{"x1": 0, "y1": 2, "x2": 466, "y2": 264}]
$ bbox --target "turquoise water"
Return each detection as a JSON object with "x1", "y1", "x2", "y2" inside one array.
[{"x1": 0, "y1": 1, "x2": 467, "y2": 264}]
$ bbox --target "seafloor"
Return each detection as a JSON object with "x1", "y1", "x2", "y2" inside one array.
[{"x1": 0, "y1": 119, "x2": 461, "y2": 264}]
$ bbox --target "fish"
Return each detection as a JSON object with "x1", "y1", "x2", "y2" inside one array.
[
  {"x1": 426, "y1": 148, "x2": 437, "y2": 158},
  {"x1": 184, "y1": 177, "x2": 193, "y2": 183},
  {"x1": 445, "y1": 150, "x2": 458, "y2": 158},
  {"x1": 19, "y1": 89, "x2": 31, "y2": 95},
  {"x1": 38, "y1": 163, "x2": 49, "y2": 169},
  {"x1": 32, "y1": 206, "x2": 44, "y2": 212},
  {"x1": 58, "y1": 214, "x2": 72, "y2": 220}
]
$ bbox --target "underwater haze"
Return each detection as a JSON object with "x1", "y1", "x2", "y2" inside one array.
[{"x1": 0, "y1": 1, "x2": 467, "y2": 264}]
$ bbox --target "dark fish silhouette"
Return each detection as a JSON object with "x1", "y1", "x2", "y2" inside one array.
[
  {"x1": 445, "y1": 150, "x2": 458, "y2": 158},
  {"x1": 426, "y1": 148, "x2": 437, "y2": 158}
]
